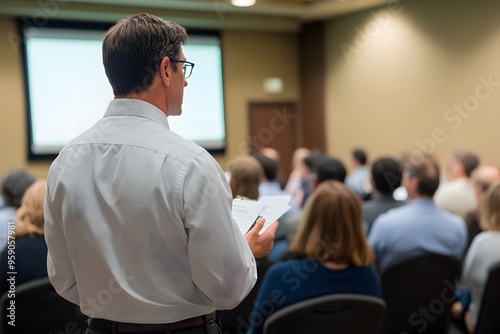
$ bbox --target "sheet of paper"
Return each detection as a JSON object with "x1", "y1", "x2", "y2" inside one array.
[
  {"x1": 232, "y1": 199, "x2": 264, "y2": 235},
  {"x1": 232, "y1": 195, "x2": 292, "y2": 235}
]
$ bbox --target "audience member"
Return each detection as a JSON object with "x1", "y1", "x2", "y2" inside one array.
[
  {"x1": 255, "y1": 154, "x2": 299, "y2": 262},
  {"x1": 299, "y1": 149, "x2": 325, "y2": 207},
  {"x1": 463, "y1": 165, "x2": 500, "y2": 249},
  {"x1": 284, "y1": 147, "x2": 310, "y2": 208},
  {"x1": 255, "y1": 154, "x2": 299, "y2": 215},
  {"x1": 258, "y1": 147, "x2": 283, "y2": 188},
  {"x1": 0, "y1": 180, "x2": 47, "y2": 295},
  {"x1": 247, "y1": 181, "x2": 382, "y2": 334},
  {"x1": 434, "y1": 151, "x2": 480, "y2": 218},
  {"x1": 369, "y1": 157, "x2": 467, "y2": 271},
  {"x1": 0, "y1": 169, "x2": 36, "y2": 247},
  {"x1": 364, "y1": 157, "x2": 405, "y2": 234},
  {"x1": 227, "y1": 155, "x2": 264, "y2": 200},
  {"x1": 282, "y1": 155, "x2": 347, "y2": 243},
  {"x1": 346, "y1": 148, "x2": 371, "y2": 200},
  {"x1": 459, "y1": 182, "x2": 500, "y2": 333},
  {"x1": 316, "y1": 155, "x2": 347, "y2": 184}
]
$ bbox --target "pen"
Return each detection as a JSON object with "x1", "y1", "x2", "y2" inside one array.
[{"x1": 246, "y1": 215, "x2": 263, "y2": 234}]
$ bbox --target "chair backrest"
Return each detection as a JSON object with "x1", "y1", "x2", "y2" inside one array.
[
  {"x1": 474, "y1": 263, "x2": 500, "y2": 334},
  {"x1": 263, "y1": 293, "x2": 386, "y2": 334},
  {"x1": 380, "y1": 253, "x2": 461, "y2": 334},
  {"x1": 0, "y1": 277, "x2": 87, "y2": 334}
]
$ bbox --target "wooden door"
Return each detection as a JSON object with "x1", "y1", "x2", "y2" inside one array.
[{"x1": 248, "y1": 102, "x2": 297, "y2": 186}]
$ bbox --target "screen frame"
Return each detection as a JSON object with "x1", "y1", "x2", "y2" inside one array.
[{"x1": 18, "y1": 18, "x2": 227, "y2": 161}]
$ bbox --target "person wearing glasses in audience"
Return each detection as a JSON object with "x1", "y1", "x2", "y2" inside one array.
[{"x1": 44, "y1": 13, "x2": 278, "y2": 334}]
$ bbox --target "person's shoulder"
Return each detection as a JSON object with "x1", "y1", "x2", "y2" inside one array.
[
  {"x1": 472, "y1": 231, "x2": 500, "y2": 245},
  {"x1": 346, "y1": 264, "x2": 377, "y2": 274},
  {"x1": 362, "y1": 199, "x2": 378, "y2": 211},
  {"x1": 267, "y1": 259, "x2": 305, "y2": 273},
  {"x1": 436, "y1": 207, "x2": 466, "y2": 225},
  {"x1": 373, "y1": 203, "x2": 408, "y2": 222}
]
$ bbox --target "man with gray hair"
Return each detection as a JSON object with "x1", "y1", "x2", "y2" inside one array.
[{"x1": 434, "y1": 151, "x2": 480, "y2": 218}]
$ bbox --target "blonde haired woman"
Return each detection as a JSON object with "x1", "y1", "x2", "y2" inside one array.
[
  {"x1": 460, "y1": 181, "x2": 500, "y2": 333},
  {"x1": 247, "y1": 181, "x2": 381, "y2": 334},
  {"x1": 0, "y1": 180, "x2": 47, "y2": 294}
]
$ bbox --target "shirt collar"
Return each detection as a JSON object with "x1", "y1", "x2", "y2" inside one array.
[
  {"x1": 104, "y1": 99, "x2": 170, "y2": 130},
  {"x1": 409, "y1": 198, "x2": 435, "y2": 206}
]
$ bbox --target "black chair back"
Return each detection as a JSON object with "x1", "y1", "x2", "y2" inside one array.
[
  {"x1": 474, "y1": 263, "x2": 500, "y2": 334},
  {"x1": 263, "y1": 293, "x2": 385, "y2": 334},
  {"x1": 0, "y1": 277, "x2": 87, "y2": 334},
  {"x1": 380, "y1": 253, "x2": 461, "y2": 334}
]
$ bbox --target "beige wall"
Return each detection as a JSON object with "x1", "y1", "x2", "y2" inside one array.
[
  {"x1": 0, "y1": 17, "x2": 299, "y2": 179},
  {"x1": 325, "y1": 0, "x2": 500, "y2": 175},
  {"x1": 219, "y1": 30, "x2": 300, "y2": 169},
  {"x1": 0, "y1": 18, "x2": 54, "y2": 180}
]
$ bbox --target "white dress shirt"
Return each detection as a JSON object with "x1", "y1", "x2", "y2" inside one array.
[
  {"x1": 434, "y1": 179, "x2": 477, "y2": 218},
  {"x1": 44, "y1": 99, "x2": 256, "y2": 323}
]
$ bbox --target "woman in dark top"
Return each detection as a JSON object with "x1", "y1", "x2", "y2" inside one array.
[
  {"x1": 0, "y1": 180, "x2": 48, "y2": 295},
  {"x1": 247, "y1": 181, "x2": 382, "y2": 334}
]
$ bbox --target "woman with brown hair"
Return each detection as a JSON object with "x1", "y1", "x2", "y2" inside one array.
[
  {"x1": 0, "y1": 180, "x2": 48, "y2": 295},
  {"x1": 247, "y1": 181, "x2": 381, "y2": 334}
]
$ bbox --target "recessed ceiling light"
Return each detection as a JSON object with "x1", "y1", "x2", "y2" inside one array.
[{"x1": 231, "y1": 0, "x2": 256, "y2": 7}]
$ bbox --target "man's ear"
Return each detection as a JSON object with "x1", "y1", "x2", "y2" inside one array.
[{"x1": 159, "y1": 56, "x2": 171, "y2": 85}]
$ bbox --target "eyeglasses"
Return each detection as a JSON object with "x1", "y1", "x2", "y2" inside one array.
[{"x1": 170, "y1": 59, "x2": 195, "y2": 79}]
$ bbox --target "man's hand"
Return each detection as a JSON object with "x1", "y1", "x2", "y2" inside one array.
[{"x1": 245, "y1": 218, "x2": 279, "y2": 259}]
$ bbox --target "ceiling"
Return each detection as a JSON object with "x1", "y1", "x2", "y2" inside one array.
[{"x1": 0, "y1": 0, "x2": 388, "y2": 31}]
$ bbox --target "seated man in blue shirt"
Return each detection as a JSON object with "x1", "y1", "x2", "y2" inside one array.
[{"x1": 369, "y1": 156, "x2": 467, "y2": 271}]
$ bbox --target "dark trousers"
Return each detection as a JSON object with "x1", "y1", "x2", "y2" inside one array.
[
  {"x1": 85, "y1": 323, "x2": 220, "y2": 334},
  {"x1": 85, "y1": 319, "x2": 221, "y2": 334}
]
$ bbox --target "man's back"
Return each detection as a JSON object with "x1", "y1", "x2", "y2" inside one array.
[
  {"x1": 45, "y1": 100, "x2": 256, "y2": 323},
  {"x1": 368, "y1": 199, "x2": 467, "y2": 270}
]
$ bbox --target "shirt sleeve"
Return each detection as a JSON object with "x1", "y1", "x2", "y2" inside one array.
[
  {"x1": 44, "y1": 171, "x2": 80, "y2": 305},
  {"x1": 180, "y1": 152, "x2": 257, "y2": 310}
]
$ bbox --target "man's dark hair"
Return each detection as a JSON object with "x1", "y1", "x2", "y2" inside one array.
[
  {"x1": 1, "y1": 169, "x2": 36, "y2": 207},
  {"x1": 255, "y1": 154, "x2": 277, "y2": 181},
  {"x1": 407, "y1": 158, "x2": 440, "y2": 197},
  {"x1": 453, "y1": 151, "x2": 480, "y2": 178},
  {"x1": 304, "y1": 150, "x2": 325, "y2": 174},
  {"x1": 371, "y1": 157, "x2": 402, "y2": 195},
  {"x1": 353, "y1": 149, "x2": 367, "y2": 165},
  {"x1": 316, "y1": 156, "x2": 347, "y2": 185},
  {"x1": 103, "y1": 13, "x2": 188, "y2": 96}
]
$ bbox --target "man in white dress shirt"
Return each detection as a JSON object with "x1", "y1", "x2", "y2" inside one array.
[{"x1": 44, "y1": 13, "x2": 278, "y2": 334}]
